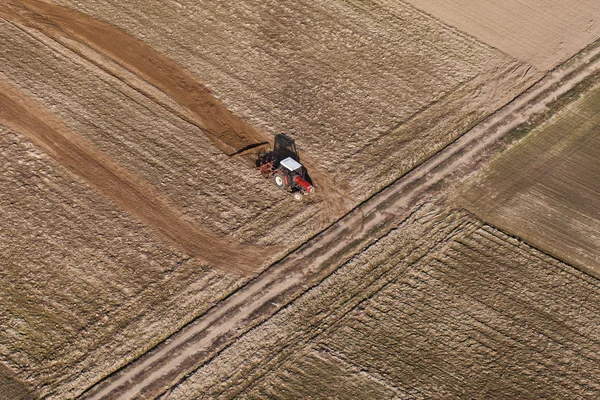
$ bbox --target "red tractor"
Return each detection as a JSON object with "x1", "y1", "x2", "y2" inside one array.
[{"x1": 257, "y1": 152, "x2": 314, "y2": 200}]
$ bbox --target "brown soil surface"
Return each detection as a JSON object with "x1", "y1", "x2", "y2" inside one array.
[
  {"x1": 2, "y1": 0, "x2": 598, "y2": 398},
  {"x1": 165, "y1": 206, "x2": 600, "y2": 399},
  {"x1": 83, "y1": 48, "x2": 600, "y2": 400},
  {"x1": 460, "y1": 80, "x2": 600, "y2": 278},
  {"x1": 0, "y1": 78, "x2": 266, "y2": 275},
  {"x1": 405, "y1": 0, "x2": 600, "y2": 71}
]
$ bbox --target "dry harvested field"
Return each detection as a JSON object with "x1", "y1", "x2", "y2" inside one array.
[
  {"x1": 5, "y1": 0, "x2": 541, "y2": 205},
  {"x1": 405, "y1": 0, "x2": 600, "y2": 71},
  {"x1": 162, "y1": 204, "x2": 600, "y2": 399},
  {"x1": 460, "y1": 81, "x2": 600, "y2": 278},
  {"x1": 2, "y1": 0, "x2": 600, "y2": 399},
  {"x1": 0, "y1": 125, "x2": 249, "y2": 397}
]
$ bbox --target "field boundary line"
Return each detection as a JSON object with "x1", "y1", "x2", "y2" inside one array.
[{"x1": 79, "y1": 39, "x2": 600, "y2": 400}]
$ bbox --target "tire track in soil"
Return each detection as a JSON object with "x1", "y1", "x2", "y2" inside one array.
[
  {"x1": 0, "y1": 77, "x2": 265, "y2": 275},
  {"x1": 0, "y1": 0, "x2": 351, "y2": 222},
  {"x1": 80, "y1": 41, "x2": 600, "y2": 400}
]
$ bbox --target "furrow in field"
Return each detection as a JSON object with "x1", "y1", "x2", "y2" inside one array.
[
  {"x1": 0, "y1": 0, "x2": 351, "y2": 222},
  {"x1": 0, "y1": 77, "x2": 265, "y2": 275}
]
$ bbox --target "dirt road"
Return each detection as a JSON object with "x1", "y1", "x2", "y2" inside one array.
[
  {"x1": 80, "y1": 40, "x2": 600, "y2": 400},
  {"x1": 0, "y1": 78, "x2": 267, "y2": 275}
]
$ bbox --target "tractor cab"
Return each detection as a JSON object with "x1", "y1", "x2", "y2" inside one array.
[{"x1": 257, "y1": 151, "x2": 314, "y2": 200}]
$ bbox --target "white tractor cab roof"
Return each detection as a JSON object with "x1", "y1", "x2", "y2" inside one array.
[{"x1": 280, "y1": 157, "x2": 303, "y2": 172}]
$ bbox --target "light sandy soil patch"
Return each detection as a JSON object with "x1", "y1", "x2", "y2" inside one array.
[
  {"x1": 404, "y1": 0, "x2": 600, "y2": 71},
  {"x1": 0, "y1": 124, "x2": 246, "y2": 398},
  {"x1": 460, "y1": 81, "x2": 600, "y2": 277},
  {"x1": 165, "y1": 206, "x2": 600, "y2": 399}
]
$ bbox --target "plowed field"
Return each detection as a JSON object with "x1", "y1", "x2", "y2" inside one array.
[
  {"x1": 2, "y1": 0, "x2": 599, "y2": 398},
  {"x1": 163, "y1": 205, "x2": 600, "y2": 399},
  {"x1": 460, "y1": 81, "x2": 600, "y2": 277}
]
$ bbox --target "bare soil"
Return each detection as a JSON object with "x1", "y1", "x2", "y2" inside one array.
[
  {"x1": 2, "y1": 0, "x2": 599, "y2": 398},
  {"x1": 0, "y1": 78, "x2": 268, "y2": 275},
  {"x1": 405, "y1": 0, "x2": 600, "y2": 71},
  {"x1": 460, "y1": 81, "x2": 600, "y2": 277},
  {"x1": 2, "y1": 0, "x2": 266, "y2": 155}
]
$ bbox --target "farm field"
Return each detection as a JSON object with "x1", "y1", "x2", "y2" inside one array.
[
  {"x1": 460, "y1": 81, "x2": 600, "y2": 278},
  {"x1": 6, "y1": 0, "x2": 541, "y2": 205},
  {"x1": 0, "y1": 125, "x2": 248, "y2": 398},
  {"x1": 405, "y1": 0, "x2": 600, "y2": 71},
  {"x1": 2, "y1": 0, "x2": 600, "y2": 398},
  {"x1": 163, "y1": 204, "x2": 600, "y2": 399}
]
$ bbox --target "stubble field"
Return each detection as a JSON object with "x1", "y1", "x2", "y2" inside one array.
[
  {"x1": 163, "y1": 203, "x2": 600, "y2": 399},
  {"x1": 460, "y1": 81, "x2": 600, "y2": 277},
  {"x1": 404, "y1": 0, "x2": 600, "y2": 71},
  {"x1": 2, "y1": 0, "x2": 600, "y2": 398}
]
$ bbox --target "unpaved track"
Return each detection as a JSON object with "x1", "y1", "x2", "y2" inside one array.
[
  {"x1": 0, "y1": 77, "x2": 266, "y2": 275},
  {"x1": 0, "y1": 0, "x2": 350, "y2": 220},
  {"x1": 81, "y1": 41, "x2": 600, "y2": 400}
]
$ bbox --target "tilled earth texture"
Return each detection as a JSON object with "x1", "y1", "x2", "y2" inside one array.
[
  {"x1": 164, "y1": 203, "x2": 600, "y2": 399},
  {"x1": 460, "y1": 81, "x2": 600, "y2": 278},
  {"x1": 0, "y1": 0, "x2": 596, "y2": 398},
  {"x1": 405, "y1": 0, "x2": 600, "y2": 71}
]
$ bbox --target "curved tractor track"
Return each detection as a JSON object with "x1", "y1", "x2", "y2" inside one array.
[
  {"x1": 81, "y1": 36, "x2": 600, "y2": 400},
  {"x1": 0, "y1": 0, "x2": 350, "y2": 221},
  {"x1": 0, "y1": 77, "x2": 267, "y2": 275}
]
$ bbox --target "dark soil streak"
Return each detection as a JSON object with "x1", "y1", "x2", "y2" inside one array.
[
  {"x1": 0, "y1": 0, "x2": 350, "y2": 222},
  {"x1": 0, "y1": 78, "x2": 266, "y2": 275}
]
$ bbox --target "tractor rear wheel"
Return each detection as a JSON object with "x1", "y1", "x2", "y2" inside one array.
[{"x1": 273, "y1": 172, "x2": 286, "y2": 188}]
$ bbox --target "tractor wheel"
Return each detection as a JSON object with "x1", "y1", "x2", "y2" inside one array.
[
  {"x1": 272, "y1": 172, "x2": 286, "y2": 189},
  {"x1": 293, "y1": 192, "x2": 304, "y2": 201}
]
